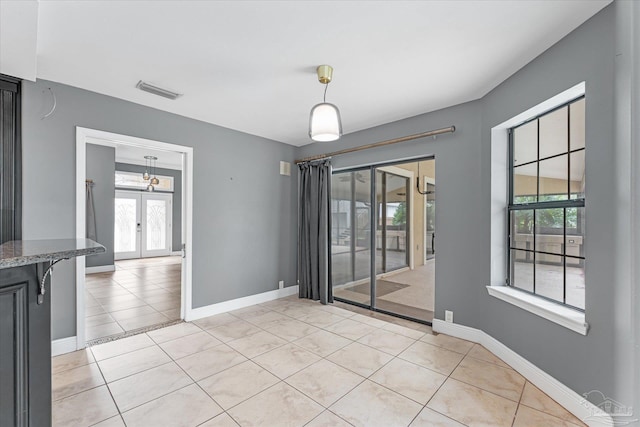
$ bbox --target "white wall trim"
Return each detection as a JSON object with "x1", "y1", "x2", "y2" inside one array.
[
  {"x1": 76, "y1": 127, "x2": 194, "y2": 350},
  {"x1": 171, "y1": 251, "x2": 182, "y2": 256},
  {"x1": 432, "y1": 319, "x2": 613, "y2": 427},
  {"x1": 52, "y1": 336, "x2": 78, "y2": 357},
  {"x1": 186, "y1": 286, "x2": 299, "y2": 322},
  {"x1": 85, "y1": 265, "x2": 116, "y2": 274},
  {"x1": 487, "y1": 285, "x2": 588, "y2": 335}
]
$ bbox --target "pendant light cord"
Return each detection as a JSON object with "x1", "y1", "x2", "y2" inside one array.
[{"x1": 323, "y1": 83, "x2": 328, "y2": 103}]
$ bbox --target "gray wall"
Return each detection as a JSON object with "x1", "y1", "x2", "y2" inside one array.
[
  {"x1": 85, "y1": 144, "x2": 115, "y2": 267},
  {"x1": 297, "y1": 2, "x2": 635, "y2": 410},
  {"x1": 115, "y1": 162, "x2": 182, "y2": 252},
  {"x1": 21, "y1": 80, "x2": 297, "y2": 340}
]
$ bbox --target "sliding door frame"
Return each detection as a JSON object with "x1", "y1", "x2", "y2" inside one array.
[{"x1": 331, "y1": 156, "x2": 433, "y2": 325}]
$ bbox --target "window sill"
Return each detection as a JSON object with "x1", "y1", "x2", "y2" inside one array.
[{"x1": 486, "y1": 286, "x2": 588, "y2": 335}]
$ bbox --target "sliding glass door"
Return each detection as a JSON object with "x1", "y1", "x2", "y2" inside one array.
[
  {"x1": 330, "y1": 159, "x2": 434, "y2": 323},
  {"x1": 330, "y1": 167, "x2": 412, "y2": 311}
]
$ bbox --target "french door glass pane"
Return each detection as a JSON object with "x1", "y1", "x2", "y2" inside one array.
[
  {"x1": 114, "y1": 198, "x2": 137, "y2": 253},
  {"x1": 146, "y1": 199, "x2": 167, "y2": 251}
]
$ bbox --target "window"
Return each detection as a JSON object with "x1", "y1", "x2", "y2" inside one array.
[
  {"x1": 508, "y1": 97, "x2": 585, "y2": 310},
  {"x1": 115, "y1": 171, "x2": 174, "y2": 192}
]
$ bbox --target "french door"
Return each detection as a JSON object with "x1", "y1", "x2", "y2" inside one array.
[{"x1": 114, "y1": 190, "x2": 173, "y2": 260}]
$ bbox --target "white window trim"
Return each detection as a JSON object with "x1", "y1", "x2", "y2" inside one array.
[
  {"x1": 486, "y1": 286, "x2": 588, "y2": 335},
  {"x1": 489, "y1": 81, "x2": 588, "y2": 335}
]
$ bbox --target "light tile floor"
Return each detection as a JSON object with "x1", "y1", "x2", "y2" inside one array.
[
  {"x1": 85, "y1": 257, "x2": 182, "y2": 341},
  {"x1": 54, "y1": 295, "x2": 586, "y2": 427}
]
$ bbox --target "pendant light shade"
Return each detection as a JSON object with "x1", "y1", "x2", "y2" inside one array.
[
  {"x1": 309, "y1": 65, "x2": 342, "y2": 142},
  {"x1": 309, "y1": 103, "x2": 342, "y2": 142}
]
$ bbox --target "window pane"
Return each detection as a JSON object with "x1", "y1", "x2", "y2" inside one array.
[
  {"x1": 570, "y1": 150, "x2": 585, "y2": 199},
  {"x1": 565, "y1": 207, "x2": 585, "y2": 258},
  {"x1": 510, "y1": 210, "x2": 533, "y2": 250},
  {"x1": 539, "y1": 106, "x2": 568, "y2": 159},
  {"x1": 539, "y1": 155, "x2": 568, "y2": 201},
  {"x1": 569, "y1": 98, "x2": 585, "y2": 151},
  {"x1": 331, "y1": 170, "x2": 372, "y2": 307},
  {"x1": 146, "y1": 199, "x2": 167, "y2": 251},
  {"x1": 565, "y1": 257, "x2": 585, "y2": 309},
  {"x1": 513, "y1": 120, "x2": 537, "y2": 166},
  {"x1": 513, "y1": 163, "x2": 537, "y2": 203},
  {"x1": 535, "y1": 254, "x2": 564, "y2": 303},
  {"x1": 535, "y1": 208, "x2": 564, "y2": 254},
  {"x1": 511, "y1": 250, "x2": 533, "y2": 292},
  {"x1": 114, "y1": 198, "x2": 137, "y2": 253}
]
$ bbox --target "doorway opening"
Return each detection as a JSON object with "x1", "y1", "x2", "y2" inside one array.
[
  {"x1": 331, "y1": 157, "x2": 435, "y2": 324},
  {"x1": 76, "y1": 127, "x2": 193, "y2": 348}
]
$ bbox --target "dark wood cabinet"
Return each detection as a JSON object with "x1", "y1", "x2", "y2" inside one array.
[
  {"x1": 0, "y1": 239, "x2": 104, "y2": 427},
  {"x1": 0, "y1": 263, "x2": 51, "y2": 427}
]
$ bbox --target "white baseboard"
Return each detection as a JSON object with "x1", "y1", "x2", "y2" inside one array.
[
  {"x1": 432, "y1": 319, "x2": 614, "y2": 427},
  {"x1": 52, "y1": 336, "x2": 78, "y2": 357},
  {"x1": 171, "y1": 251, "x2": 182, "y2": 256},
  {"x1": 186, "y1": 285, "x2": 299, "y2": 322},
  {"x1": 85, "y1": 265, "x2": 116, "y2": 274}
]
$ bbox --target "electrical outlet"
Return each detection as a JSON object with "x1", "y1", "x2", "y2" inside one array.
[
  {"x1": 445, "y1": 310, "x2": 454, "y2": 323},
  {"x1": 278, "y1": 280, "x2": 284, "y2": 289}
]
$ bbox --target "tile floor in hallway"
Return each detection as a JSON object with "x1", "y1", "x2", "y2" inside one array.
[
  {"x1": 85, "y1": 256, "x2": 182, "y2": 341},
  {"x1": 54, "y1": 295, "x2": 586, "y2": 427}
]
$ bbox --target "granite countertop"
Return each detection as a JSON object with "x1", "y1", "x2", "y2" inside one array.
[{"x1": 0, "y1": 238, "x2": 105, "y2": 269}]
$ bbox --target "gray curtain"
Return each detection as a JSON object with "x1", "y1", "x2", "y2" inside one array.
[
  {"x1": 298, "y1": 159, "x2": 332, "y2": 304},
  {"x1": 86, "y1": 181, "x2": 97, "y2": 241}
]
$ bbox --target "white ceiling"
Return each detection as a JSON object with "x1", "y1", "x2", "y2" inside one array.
[{"x1": 3, "y1": 1, "x2": 611, "y2": 146}]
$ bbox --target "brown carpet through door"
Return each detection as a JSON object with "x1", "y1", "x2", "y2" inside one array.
[{"x1": 346, "y1": 280, "x2": 409, "y2": 297}]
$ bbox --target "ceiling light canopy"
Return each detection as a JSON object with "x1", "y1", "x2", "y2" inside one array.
[{"x1": 309, "y1": 65, "x2": 342, "y2": 142}]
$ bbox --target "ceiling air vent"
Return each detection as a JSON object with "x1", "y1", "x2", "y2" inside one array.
[{"x1": 135, "y1": 80, "x2": 182, "y2": 100}]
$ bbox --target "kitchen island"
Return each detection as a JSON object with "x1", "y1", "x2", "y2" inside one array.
[{"x1": 0, "y1": 238, "x2": 104, "y2": 427}]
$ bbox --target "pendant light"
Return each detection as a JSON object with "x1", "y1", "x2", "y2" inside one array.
[
  {"x1": 143, "y1": 156, "x2": 152, "y2": 181},
  {"x1": 143, "y1": 155, "x2": 159, "y2": 191},
  {"x1": 309, "y1": 65, "x2": 342, "y2": 142},
  {"x1": 150, "y1": 156, "x2": 160, "y2": 185}
]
